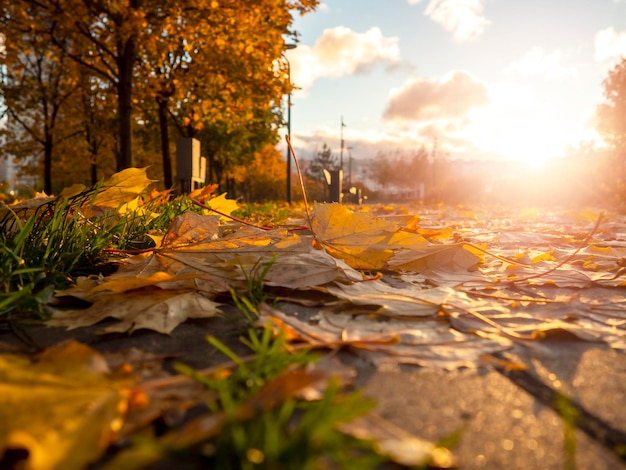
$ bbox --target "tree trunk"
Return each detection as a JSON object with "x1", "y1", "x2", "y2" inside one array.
[
  {"x1": 90, "y1": 156, "x2": 98, "y2": 185},
  {"x1": 115, "y1": 29, "x2": 137, "y2": 170},
  {"x1": 158, "y1": 98, "x2": 173, "y2": 188},
  {"x1": 44, "y1": 135, "x2": 52, "y2": 194},
  {"x1": 207, "y1": 150, "x2": 215, "y2": 184}
]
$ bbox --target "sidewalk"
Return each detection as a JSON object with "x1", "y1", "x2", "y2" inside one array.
[{"x1": 3, "y1": 304, "x2": 626, "y2": 469}]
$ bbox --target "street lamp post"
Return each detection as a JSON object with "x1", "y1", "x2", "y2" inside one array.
[
  {"x1": 340, "y1": 116, "x2": 346, "y2": 169},
  {"x1": 347, "y1": 146, "x2": 353, "y2": 187},
  {"x1": 284, "y1": 43, "x2": 297, "y2": 203}
]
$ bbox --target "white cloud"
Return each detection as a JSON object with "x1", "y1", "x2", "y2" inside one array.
[
  {"x1": 595, "y1": 27, "x2": 626, "y2": 62},
  {"x1": 383, "y1": 70, "x2": 489, "y2": 121},
  {"x1": 289, "y1": 26, "x2": 400, "y2": 91},
  {"x1": 504, "y1": 47, "x2": 571, "y2": 81},
  {"x1": 423, "y1": 0, "x2": 490, "y2": 42},
  {"x1": 378, "y1": 72, "x2": 576, "y2": 164}
]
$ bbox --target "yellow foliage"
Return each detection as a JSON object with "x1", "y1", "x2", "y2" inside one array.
[
  {"x1": 204, "y1": 192, "x2": 240, "y2": 221},
  {"x1": 311, "y1": 204, "x2": 409, "y2": 270},
  {"x1": 58, "y1": 167, "x2": 156, "y2": 209},
  {"x1": 0, "y1": 341, "x2": 134, "y2": 470},
  {"x1": 231, "y1": 144, "x2": 286, "y2": 201}
]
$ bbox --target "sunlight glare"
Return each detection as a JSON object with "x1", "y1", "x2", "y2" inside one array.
[
  {"x1": 492, "y1": 116, "x2": 563, "y2": 168},
  {"x1": 465, "y1": 83, "x2": 568, "y2": 167}
]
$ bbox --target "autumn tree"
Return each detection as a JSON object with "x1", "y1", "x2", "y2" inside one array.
[
  {"x1": 72, "y1": 68, "x2": 118, "y2": 184},
  {"x1": 307, "y1": 143, "x2": 339, "y2": 183},
  {"x1": 596, "y1": 57, "x2": 626, "y2": 179},
  {"x1": 197, "y1": 118, "x2": 279, "y2": 192},
  {"x1": 371, "y1": 148, "x2": 429, "y2": 190},
  {"x1": 229, "y1": 143, "x2": 286, "y2": 201},
  {"x1": 133, "y1": 4, "x2": 195, "y2": 189},
  {"x1": 3, "y1": 0, "x2": 318, "y2": 190},
  {"x1": 304, "y1": 143, "x2": 339, "y2": 201},
  {"x1": 370, "y1": 152, "x2": 397, "y2": 189},
  {"x1": 0, "y1": 4, "x2": 80, "y2": 193},
  {"x1": 157, "y1": 0, "x2": 318, "y2": 189},
  {"x1": 28, "y1": 0, "x2": 148, "y2": 172},
  {"x1": 405, "y1": 146, "x2": 430, "y2": 188}
]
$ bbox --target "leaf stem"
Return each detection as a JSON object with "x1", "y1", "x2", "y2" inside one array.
[
  {"x1": 190, "y1": 199, "x2": 274, "y2": 231},
  {"x1": 509, "y1": 211, "x2": 605, "y2": 285},
  {"x1": 286, "y1": 135, "x2": 313, "y2": 231}
]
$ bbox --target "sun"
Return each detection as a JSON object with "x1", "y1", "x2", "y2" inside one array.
[
  {"x1": 465, "y1": 94, "x2": 568, "y2": 168},
  {"x1": 492, "y1": 118, "x2": 564, "y2": 167}
]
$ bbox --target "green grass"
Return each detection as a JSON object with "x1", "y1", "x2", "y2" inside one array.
[
  {"x1": 555, "y1": 392, "x2": 579, "y2": 470},
  {"x1": 230, "y1": 256, "x2": 277, "y2": 324},
  {"x1": 103, "y1": 327, "x2": 386, "y2": 469},
  {"x1": 0, "y1": 189, "x2": 199, "y2": 318},
  {"x1": 0, "y1": 187, "x2": 419, "y2": 469},
  {"x1": 0, "y1": 192, "x2": 116, "y2": 316},
  {"x1": 174, "y1": 261, "x2": 387, "y2": 469},
  {"x1": 233, "y1": 202, "x2": 296, "y2": 227}
]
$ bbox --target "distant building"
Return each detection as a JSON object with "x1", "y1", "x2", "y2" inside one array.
[
  {"x1": 344, "y1": 155, "x2": 536, "y2": 202},
  {"x1": 0, "y1": 157, "x2": 16, "y2": 192},
  {"x1": 0, "y1": 156, "x2": 39, "y2": 193}
]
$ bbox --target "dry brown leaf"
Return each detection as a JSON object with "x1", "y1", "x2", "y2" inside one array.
[
  {"x1": 161, "y1": 211, "x2": 220, "y2": 247},
  {"x1": 265, "y1": 250, "x2": 366, "y2": 289},
  {"x1": 258, "y1": 303, "x2": 510, "y2": 369},
  {"x1": 48, "y1": 288, "x2": 221, "y2": 334},
  {"x1": 389, "y1": 243, "x2": 481, "y2": 275}
]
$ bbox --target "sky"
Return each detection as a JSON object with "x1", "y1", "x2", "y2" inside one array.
[{"x1": 284, "y1": 0, "x2": 626, "y2": 167}]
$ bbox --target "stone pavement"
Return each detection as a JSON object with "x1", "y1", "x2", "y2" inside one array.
[{"x1": 2, "y1": 305, "x2": 626, "y2": 469}]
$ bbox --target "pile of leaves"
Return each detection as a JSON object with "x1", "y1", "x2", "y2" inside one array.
[
  {"x1": 45, "y1": 186, "x2": 626, "y2": 367},
  {"x1": 2, "y1": 167, "x2": 626, "y2": 468}
]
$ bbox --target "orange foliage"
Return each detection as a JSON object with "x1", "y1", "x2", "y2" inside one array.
[{"x1": 230, "y1": 144, "x2": 286, "y2": 201}]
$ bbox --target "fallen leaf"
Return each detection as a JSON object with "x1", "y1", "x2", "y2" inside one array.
[
  {"x1": 203, "y1": 192, "x2": 239, "y2": 221},
  {"x1": 389, "y1": 243, "x2": 481, "y2": 275},
  {"x1": 93, "y1": 167, "x2": 156, "y2": 208},
  {"x1": 48, "y1": 288, "x2": 221, "y2": 334},
  {"x1": 265, "y1": 251, "x2": 367, "y2": 289},
  {"x1": 0, "y1": 341, "x2": 133, "y2": 470},
  {"x1": 258, "y1": 303, "x2": 510, "y2": 369},
  {"x1": 161, "y1": 212, "x2": 220, "y2": 247},
  {"x1": 310, "y1": 203, "x2": 428, "y2": 270},
  {"x1": 89, "y1": 272, "x2": 200, "y2": 294},
  {"x1": 324, "y1": 281, "x2": 454, "y2": 317}
]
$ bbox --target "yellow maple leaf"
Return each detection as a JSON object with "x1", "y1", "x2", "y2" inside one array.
[
  {"x1": 89, "y1": 271, "x2": 200, "y2": 294},
  {"x1": 0, "y1": 194, "x2": 55, "y2": 224},
  {"x1": 94, "y1": 167, "x2": 156, "y2": 208},
  {"x1": 189, "y1": 183, "x2": 219, "y2": 203},
  {"x1": 531, "y1": 250, "x2": 556, "y2": 264},
  {"x1": 161, "y1": 211, "x2": 220, "y2": 247},
  {"x1": 57, "y1": 168, "x2": 155, "y2": 210},
  {"x1": 310, "y1": 204, "x2": 428, "y2": 270},
  {"x1": 203, "y1": 192, "x2": 239, "y2": 221},
  {"x1": 0, "y1": 341, "x2": 133, "y2": 470},
  {"x1": 58, "y1": 183, "x2": 88, "y2": 199}
]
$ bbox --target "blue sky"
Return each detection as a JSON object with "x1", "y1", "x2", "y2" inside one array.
[{"x1": 285, "y1": 0, "x2": 626, "y2": 166}]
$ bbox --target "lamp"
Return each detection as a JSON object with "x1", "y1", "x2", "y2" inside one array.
[{"x1": 284, "y1": 43, "x2": 296, "y2": 203}]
